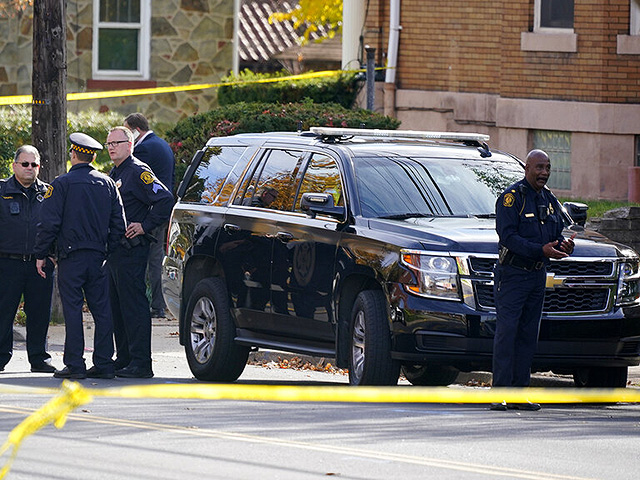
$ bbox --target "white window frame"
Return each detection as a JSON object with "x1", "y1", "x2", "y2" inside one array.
[
  {"x1": 632, "y1": 0, "x2": 640, "y2": 36},
  {"x1": 92, "y1": 0, "x2": 151, "y2": 80},
  {"x1": 534, "y1": 0, "x2": 574, "y2": 33}
]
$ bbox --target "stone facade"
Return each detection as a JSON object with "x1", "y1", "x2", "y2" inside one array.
[{"x1": 0, "y1": 1, "x2": 234, "y2": 123}]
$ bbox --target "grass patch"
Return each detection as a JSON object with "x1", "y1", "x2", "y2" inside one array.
[{"x1": 559, "y1": 198, "x2": 640, "y2": 221}]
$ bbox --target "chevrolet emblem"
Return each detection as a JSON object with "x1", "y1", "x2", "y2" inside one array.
[{"x1": 545, "y1": 273, "x2": 565, "y2": 289}]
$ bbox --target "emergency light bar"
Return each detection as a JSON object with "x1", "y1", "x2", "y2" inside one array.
[{"x1": 310, "y1": 127, "x2": 490, "y2": 143}]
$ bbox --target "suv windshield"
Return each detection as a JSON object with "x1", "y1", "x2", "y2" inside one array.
[{"x1": 354, "y1": 156, "x2": 523, "y2": 218}]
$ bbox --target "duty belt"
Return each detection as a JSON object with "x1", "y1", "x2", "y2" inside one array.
[
  {"x1": 498, "y1": 248, "x2": 544, "y2": 272},
  {"x1": 0, "y1": 252, "x2": 35, "y2": 261}
]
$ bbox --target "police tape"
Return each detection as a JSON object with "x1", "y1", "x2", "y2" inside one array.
[
  {"x1": 0, "y1": 68, "x2": 379, "y2": 106},
  {"x1": 1, "y1": 380, "x2": 639, "y2": 478}
]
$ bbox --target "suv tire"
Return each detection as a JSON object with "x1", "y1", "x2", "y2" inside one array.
[
  {"x1": 349, "y1": 290, "x2": 400, "y2": 386},
  {"x1": 402, "y1": 364, "x2": 459, "y2": 386},
  {"x1": 184, "y1": 278, "x2": 249, "y2": 382},
  {"x1": 573, "y1": 366, "x2": 628, "y2": 388}
]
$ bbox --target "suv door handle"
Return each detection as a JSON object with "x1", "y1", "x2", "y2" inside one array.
[
  {"x1": 223, "y1": 223, "x2": 241, "y2": 234},
  {"x1": 276, "y1": 231, "x2": 294, "y2": 243}
]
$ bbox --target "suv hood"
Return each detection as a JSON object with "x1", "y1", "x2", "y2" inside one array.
[{"x1": 368, "y1": 217, "x2": 637, "y2": 258}]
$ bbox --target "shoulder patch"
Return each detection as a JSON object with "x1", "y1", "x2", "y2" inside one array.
[
  {"x1": 140, "y1": 171, "x2": 155, "y2": 185},
  {"x1": 503, "y1": 192, "x2": 515, "y2": 207},
  {"x1": 43, "y1": 185, "x2": 54, "y2": 199}
]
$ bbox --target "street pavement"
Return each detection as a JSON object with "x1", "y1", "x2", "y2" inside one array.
[{"x1": 7, "y1": 315, "x2": 640, "y2": 387}]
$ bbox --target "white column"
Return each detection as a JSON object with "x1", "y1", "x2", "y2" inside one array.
[{"x1": 342, "y1": 0, "x2": 366, "y2": 70}]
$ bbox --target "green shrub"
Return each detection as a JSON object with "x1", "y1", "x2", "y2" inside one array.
[
  {"x1": 0, "y1": 106, "x2": 129, "y2": 177},
  {"x1": 217, "y1": 70, "x2": 363, "y2": 109},
  {"x1": 165, "y1": 100, "x2": 401, "y2": 184}
]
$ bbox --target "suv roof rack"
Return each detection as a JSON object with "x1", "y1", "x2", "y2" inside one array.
[{"x1": 309, "y1": 127, "x2": 490, "y2": 145}]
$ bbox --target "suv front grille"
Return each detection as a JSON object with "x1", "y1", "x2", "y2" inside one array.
[
  {"x1": 474, "y1": 283, "x2": 610, "y2": 313},
  {"x1": 470, "y1": 257, "x2": 615, "y2": 277}
]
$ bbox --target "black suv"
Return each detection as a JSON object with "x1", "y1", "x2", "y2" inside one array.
[{"x1": 163, "y1": 127, "x2": 640, "y2": 387}]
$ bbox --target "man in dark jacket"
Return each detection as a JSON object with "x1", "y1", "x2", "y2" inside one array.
[
  {"x1": 124, "y1": 113, "x2": 175, "y2": 319},
  {"x1": 35, "y1": 133, "x2": 126, "y2": 379},
  {"x1": 0, "y1": 145, "x2": 56, "y2": 373},
  {"x1": 106, "y1": 126, "x2": 174, "y2": 378}
]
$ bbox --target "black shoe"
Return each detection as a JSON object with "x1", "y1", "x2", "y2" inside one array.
[
  {"x1": 86, "y1": 366, "x2": 115, "y2": 379},
  {"x1": 490, "y1": 401, "x2": 508, "y2": 411},
  {"x1": 53, "y1": 367, "x2": 87, "y2": 379},
  {"x1": 31, "y1": 361, "x2": 56, "y2": 373},
  {"x1": 508, "y1": 402, "x2": 541, "y2": 411},
  {"x1": 115, "y1": 366, "x2": 154, "y2": 378},
  {"x1": 150, "y1": 308, "x2": 166, "y2": 318}
]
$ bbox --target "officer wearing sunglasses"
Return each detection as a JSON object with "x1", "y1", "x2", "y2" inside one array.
[{"x1": 0, "y1": 145, "x2": 57, "y2": 374}]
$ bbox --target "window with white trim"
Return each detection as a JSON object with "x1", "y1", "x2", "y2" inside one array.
[
  {"x1": 534, "y1": 0, "x2": 574, "y2": 32},
  {"x1": 532, "y1": 130, "x2": 572, "y2": 191},
  {"x1": 93, "y1": 0, "x2": 151, "y2": 80},
  {"x1": 632, "y1": 0, "x2": 640, "y2": 36}
]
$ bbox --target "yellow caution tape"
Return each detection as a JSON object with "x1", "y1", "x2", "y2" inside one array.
[
  {"x1": 1, "y1": 380, "x2": 639, "y2": 478},
  {"x1": 0, "y1": 68, "x2": 388, "y2": 106}
]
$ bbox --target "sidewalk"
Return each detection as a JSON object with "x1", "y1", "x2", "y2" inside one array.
[{"x1": 12, "y1": 318, "x2": 640, "y2": 387}]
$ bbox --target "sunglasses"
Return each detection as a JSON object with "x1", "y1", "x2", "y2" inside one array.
[
  {"x1": 104, "y1": 140, "x2": 130, "y2": 148},
  {"x1": 16, "y1": 162, "x2": 40, "y2": 168}
]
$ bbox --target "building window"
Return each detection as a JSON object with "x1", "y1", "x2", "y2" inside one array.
[
  {"x1": 93, "y1": 0, "x2": 151, "y2": 80},
  {"x1": 635, "y1": 136, "x2": 640, "y2": 167},
  {"x1": 632, "y1": 0, "x2": 640, "y2": 35},
  {"x1": 532, "y1": 130, "x2": 572, "y2": 191},
  {"x1": 535, "y1": 0, "x2": 574, "y2": 32}
]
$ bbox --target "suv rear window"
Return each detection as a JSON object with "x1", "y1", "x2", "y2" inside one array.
[
  {"x1": 354, "y1": 156, "x2": 523, "y2": 218},
  {"x1": 182, "y1": 146, "x2": 248, "y2": 205}
]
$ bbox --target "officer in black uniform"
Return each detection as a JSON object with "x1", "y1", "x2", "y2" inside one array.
[
  {"x1": 491, "y1": 149, "x2": 576, "y2": 411},
  {"x1": 0, "y1": 145, "x2": 56, "y2": 373},
  {"x1": 105, "y1": 126, "x2": 174, "y2": 378},
  {"x1": 34, "y1": 133, "x2": 126, "y2": 379}
]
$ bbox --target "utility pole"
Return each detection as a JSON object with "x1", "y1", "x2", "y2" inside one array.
[
  {"x1": 32, "y1": 0, "x2": 67, "y2": 182},
  {"x1": 32, "y1": 0, "x2": 67, "y2": 323}
]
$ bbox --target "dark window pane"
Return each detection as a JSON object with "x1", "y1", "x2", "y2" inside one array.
[
  {"x1": 100, "y1": 0, "x2": 140, "y2": 23},
  {"x1": 244, "y1": 149, "x2": 304, "y2": 211},
  {"x1": 540, "y1": 0, "x2": 574, "y2": 29},
  {"x1": 182, "y1": 146, "x2": 247, "y2": 204},
  {"x1": 98, "y1": 28, "x2": 139, "y2": 70},
  {"x1": 296, "y1": 154, "x2": 343, "y2": 212}
]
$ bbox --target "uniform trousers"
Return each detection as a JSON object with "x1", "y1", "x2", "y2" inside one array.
[
  {"x1": 57, "y1": 250, "x2": 114, "y2": 373},
  {"x1": 492, "y1": 264, "x2": 546, "y2": 387},
  {"x1": 0, "y1": 257, "x2": 53, "y2": 368},
  {"x1": 147, "y1": 224, "x2": 167, "y2": 312},
  {"x1": 108, "y1": 243, "x2": 152, "y2": 370}
]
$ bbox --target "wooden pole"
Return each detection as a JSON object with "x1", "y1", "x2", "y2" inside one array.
[{"x1": 32, "y1": 0, "x2": 68, "y2": 323}]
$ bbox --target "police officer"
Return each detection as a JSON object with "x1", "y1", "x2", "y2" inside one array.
[
  {"x1": 0, "y1": 145, "x2": 56, "y2": 373},
  {"x1": 34, "y1": 133, "x2": 126, "y2": 379},
  {"x1": 491, "y1": 149, "x2": 576, "y2": 411},
  {"x1": 105, "y1": 126, "x2": 174, "y2": 378},
  {"x1": 123, "y1": 113, "x2": 175, "y2": 318}
]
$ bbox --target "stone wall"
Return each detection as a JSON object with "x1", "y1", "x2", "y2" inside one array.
[
  {"x1": 0, "y1": 1, "x2": 234, "y2": 123},
  {"x1": 589, "y1": 207, "x2": 640, "y2": 255}
]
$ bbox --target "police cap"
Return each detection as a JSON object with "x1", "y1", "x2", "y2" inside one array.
[{"x1": 69, "y1": 132, "x2": 103, "y2": 155}]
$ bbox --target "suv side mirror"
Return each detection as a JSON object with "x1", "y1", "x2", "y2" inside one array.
[
  {"x1": 563, "y1": 201, "x2": 588, "y2": 227},
  {"x1": 301, "y1": 192, "x2": 345, "y2": 219}
]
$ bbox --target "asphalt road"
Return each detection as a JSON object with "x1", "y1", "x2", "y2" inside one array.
[{"x1": 1, "y1": 319, "x2": 639, "y2": 479}]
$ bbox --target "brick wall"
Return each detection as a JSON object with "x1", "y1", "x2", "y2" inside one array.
[{"x1": 365, "y1": 0, "x2": 640, "y2": 104}]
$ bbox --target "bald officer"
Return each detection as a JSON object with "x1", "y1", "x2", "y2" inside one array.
[
  {"x1": 35, "y1": 133, "x2": 126, "y2": 379},
  {"x1": 491, "y1": 149, "x2": 575, "y2": 411}
]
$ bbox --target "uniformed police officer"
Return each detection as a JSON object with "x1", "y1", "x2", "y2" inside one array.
[
  {"x1": 491, "y1": 149, "x2": 576, "y2": 411},
  {"x1": 34, "y1": 133, "x2": 126, "y2": 379},
  {"x1": 0, "y1": 145, "x2": 56, "y2": 373},
  {"x1": 105, "y1": 126, "x2": 174, "y2": 378}
]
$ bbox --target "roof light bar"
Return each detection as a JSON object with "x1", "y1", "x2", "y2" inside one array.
[{"x1": 310, "y1": 127, "x2": 490, "y2": 143}]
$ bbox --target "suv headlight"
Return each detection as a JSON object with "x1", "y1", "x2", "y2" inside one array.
[
  {"x1": 617, "y1": 258, "x2": 640, "y2": 306},
  {"x1": 400, "y1": 250, "x2": 461, "y2": 301}
]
